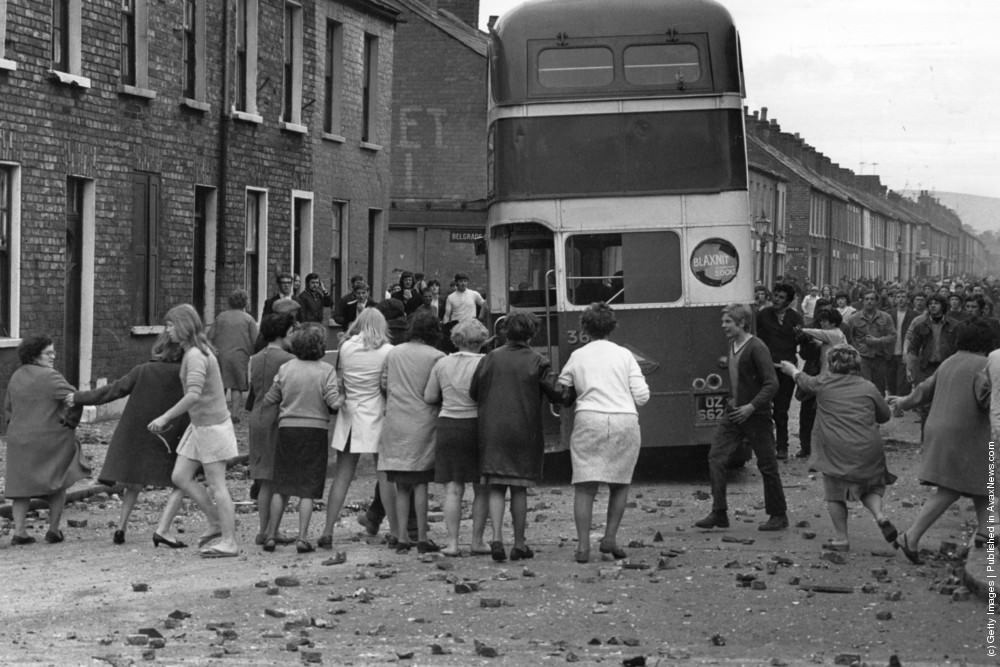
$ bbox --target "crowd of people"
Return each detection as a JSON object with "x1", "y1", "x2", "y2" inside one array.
[
  {"x1": 737, "y1": 274, "x2": 1000, "y2": 558},
  {"x1": 3, "y1": 268, "x2": 997, "y2": 569}
]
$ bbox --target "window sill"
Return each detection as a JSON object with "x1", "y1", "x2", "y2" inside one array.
[
  {"x1": 181, "y1": 98, "x2": 211, "y2": 112},
  {"x1": 49, "y1": 70, "x2": 91, "y2": 89},
  {"x1": 118, "y1": 84, "x2": 156, "y2": 100},
  {"x1": 0, "y1": 58, "x2": 16, "y2": 72},
  {"x1": 130, "y1": 325, "x2": 165, "y2": 336},
  {"x1": 0, "y1": 337, "x2": 22, "y2": 349},
  {"x1": 322, "y1": 132, "x2": 346, "y2": 144},
  {"x1": 280, "y1": 121, "x2": 308, "y2": 134},
  {"x1": 232, "y1": 110, "x2": 263, "y2": 124},
  {"x1": 360, "y1": 141, "x2": 383, "y2": 152}
]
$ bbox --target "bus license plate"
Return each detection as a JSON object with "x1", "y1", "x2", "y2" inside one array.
[{"x1": 695, "y1": 394, "x2": 728, "y2": 424}]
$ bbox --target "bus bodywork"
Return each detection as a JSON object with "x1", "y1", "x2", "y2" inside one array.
[{"x1": 487, "y1": 0, "x2": 752, "y2": 450}]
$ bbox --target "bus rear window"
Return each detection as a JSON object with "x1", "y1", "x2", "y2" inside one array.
[
  {"x1": 624, "y1": 44, "x2": 701, "y2": 86},
  {"x1": 566, "y1": 232, "x2": 682, "y2": 306},
  {"x1": 538, "y1": 47, "x2": 613, "y2": 88}
]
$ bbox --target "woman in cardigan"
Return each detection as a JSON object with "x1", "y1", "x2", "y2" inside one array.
[
  {"x1": 68, "y1": 334, "x2": 190, "y2": 547},
  {"x1": 889, "y1": 317, "x2": 994, "y2": 564},
  {"x1": 261, "y1": 323, "x2": 341, "y2": 553},
  {"x1": 148, "y1": 304, "x2": 240, "y2": 558},
  {"x1": 780, "y1": 344, "x2": 897, "y2": 552},
  {"x1": 557, "y1": 303, "x2": 649, "y2": 563},
  {"x1": 5, "y1": 335, "x2": 90, "y2": 545}
]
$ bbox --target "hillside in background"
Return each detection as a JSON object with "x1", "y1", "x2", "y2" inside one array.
[{"x1": 902, "y1": 191, "x2": 1000, "y2": 234}]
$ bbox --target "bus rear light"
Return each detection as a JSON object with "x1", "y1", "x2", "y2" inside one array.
[
  {"x1": 691, "y1": 377, "x2": 707, "y2": 390},
  {"x1": 706, "y1": 373, "x2": 723, "y2": 390}
]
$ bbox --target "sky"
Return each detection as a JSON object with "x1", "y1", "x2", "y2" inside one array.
[{"x1": 478, "y1": 0, "x2": 1000, "y2": 200}]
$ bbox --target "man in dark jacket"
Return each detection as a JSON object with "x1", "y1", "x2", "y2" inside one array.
[
  {"x1": 887, "y1": 290, "x2": 918, "y2": 396},
  {"x1": 696, "y1": 303, "x2": 788, "y2": 532},
  {"x1": 754, "y1": 283, "x2": 802, "y2": 459}
]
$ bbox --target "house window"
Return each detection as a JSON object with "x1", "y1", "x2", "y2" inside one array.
[
  {"x1": 235, "y1": 0, "x2": 260, "y2": 116},
  {"x1": 282, "y1": 2, "x2": 304, "y2": 127},
  {"x1": 291, "y1": 193, "x2": 313, "y2": 277},
  {"x1": 245, "y1": 189, "x2": 267, "y2": 315},
  {"x1": 0, "y1": 164, "x2": 20, "y2": 339},
  {"x1": 323, "y1": 20, "x2": 343, "y2": 135},
  {"x1": 330, "y1": 201, "x2": 347, "y2": 301},
  {"x1": 51, "y1": 0, "x2": 88, "y2": 86},
  {"x1": 0, "y1": 0, "x2": 16, "y2": 70},
  {"x1": 130, "y1": 172, "x2": 161, "y2": 325},
  {"x1": 121, "y1": 0, "x2": 136, "y2": 85},
  {"x1": 181, "y1": 0, "x2": 206, "y2": 102},
  {"x1": 362, "y1": 34, "x2": 379, "y2": 144}
]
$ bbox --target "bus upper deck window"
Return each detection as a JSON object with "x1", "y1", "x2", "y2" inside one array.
[
  {"x1": 624, "y1": 44, "x2": 700, "y2": 86},
  {"x1": 538, "y1": 47, "x2": 613, "y2": 88}
]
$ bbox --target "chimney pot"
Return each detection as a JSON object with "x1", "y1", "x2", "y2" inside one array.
[{"x1": 760, "y1": 106, "x2": 768, "y2": 122}]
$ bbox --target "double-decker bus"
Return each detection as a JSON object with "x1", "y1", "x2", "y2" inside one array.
[{"x1": 485, "y1": 0, "x2": 752, "y2": 451}]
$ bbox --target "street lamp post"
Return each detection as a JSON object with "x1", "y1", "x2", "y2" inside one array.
[{"x1": 753, "y1": 214, "x2": 771, "y2": 287}]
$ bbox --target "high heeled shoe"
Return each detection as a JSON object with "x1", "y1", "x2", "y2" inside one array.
[
  {"x1": 113, "y1": 529, "x2": 126, "y2": 545},
  {"x1": 152, "y1": 532, "x2": 188, "y2": 549},
  {"x1": 894, "y1": 533, "x2": 923, "y2": 565}
]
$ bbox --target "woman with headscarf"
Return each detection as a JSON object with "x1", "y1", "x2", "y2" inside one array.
[{"x1": 779, "y1": 344, "x2": 897, "y2": 552}]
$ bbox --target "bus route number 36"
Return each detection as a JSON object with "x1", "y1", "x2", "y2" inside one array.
[
  {"x1": 566, "y1": 329, "x2": 591, "y2": 345},
  {"x1": 696, "y1": 394, "x2": 728, "y2": 423}
]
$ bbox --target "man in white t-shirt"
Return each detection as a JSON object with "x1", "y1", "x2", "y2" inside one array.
[{"x1": 444, "y1": 272, "x2": 485, "y2": 324}]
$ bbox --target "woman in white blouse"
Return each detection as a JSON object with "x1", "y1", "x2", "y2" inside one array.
[{"x1": 557, "y1": 302, "x2": 650, "y2": 564}]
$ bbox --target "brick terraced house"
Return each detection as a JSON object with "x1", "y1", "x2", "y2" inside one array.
[{"x1": 0, "y1": 0, "x2": 398, "y2": 417}]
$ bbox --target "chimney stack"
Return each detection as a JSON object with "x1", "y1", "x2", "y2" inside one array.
[{"x1": 760, "y1": 107, "x2": 768, "y2": 122}]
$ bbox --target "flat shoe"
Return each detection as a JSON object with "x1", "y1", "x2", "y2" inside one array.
[
  {"x1": 317, "y1": 534, "x2": 333, "y2": 550},
  {"x1": 296, "y1": 539, "x2": 315, "y2": 554},
  {"x1": 11, "y1": 534, "x2": 36, "y2": 546},
  {"x1": 878, "y1": 519, "x2": 898, "y2": 544},
  {"x1": 894, "y1": 534, "x2": 923, "y2": 565},
  {"x1": 821, "y1": 541, "x2": 850, "y2": 552},
  {"x1": 509, "y1": 545, "x2": 534, "y2": 561},
  {"x1": 44, "y1": 529, "x2": 65, "y2": 544},
  {"x1": 262, "y1": 538, "x2": 277, "y2": 552},
  {"x1": 200, "y1": 545, "x2": 239, "y2": 558},
  {"x1": 574, "y1": 549, "x2": 590, "y2": 564},
  {"x1": 384, "y1": 535, "x2": 399, "y2": 549},
  {"x1": 395, "y1": 542, "x2": 413, "y2": 554},
  {"x1": 254, "y1": 533, "x2": 267, "y2": 546},
  {"x1": 441, "y1": 548, "x2": 461, "y2": 557},
  {"x1": 598, "y1": 540, "x2": 626, "y2": 559},
  {"x1": 197, "y1": 531, "x2": 223, "y2": 548},
  {"x1": 273, "y1": 534, "x2": 297, "y2": 546},
  {"x1": 490, "y1": 540, "x2": 507, "y2": 562},
  {"x1": 113, "y1": 529, "x2": 126, "y2": 545}
]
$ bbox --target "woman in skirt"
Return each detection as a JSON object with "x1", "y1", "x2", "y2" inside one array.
[
  {"x1": 780, "y1": 344, "x2": 898, "y2": 552},
  {"x1": 557, "y1": 303, "x2": 649, "y2": 563},
  {"x1": 69, "y1": 333, "x2": 189, "y2": 547},
  {"x1": 424, "y1": 318, "x2": 490, "y2": 556},
  {"x1": 261, "y1": 323, "x2": 340, "y2": 553},
  {"x1": 379, "y1": 311, "x2": 445, "y2": 554},
  {"x1": 246, "y1": 312, "x2": 296, "y2": 545},
  {"x1": 470, "y1": 311, "x2": 562, "y2": 562},
  {"x1": 148, "y1": 304, "x2": 240, "y2": 558}
]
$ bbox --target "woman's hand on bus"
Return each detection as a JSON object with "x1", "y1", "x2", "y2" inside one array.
[{"x1": 730, "y1": 404, "x2": 754, "y2": 424}]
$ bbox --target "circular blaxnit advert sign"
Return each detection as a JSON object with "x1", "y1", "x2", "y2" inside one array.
[{"x1": 690, "y1": 238, "x2": 739, "y2": 287}]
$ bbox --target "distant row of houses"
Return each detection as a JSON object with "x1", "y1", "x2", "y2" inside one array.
[
  {"x1": 746, "y1": 108, "x2": 991, "y2": 289},
  {"x1": 0, "y1": 0, "x2": 986, "y2": 417}
]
